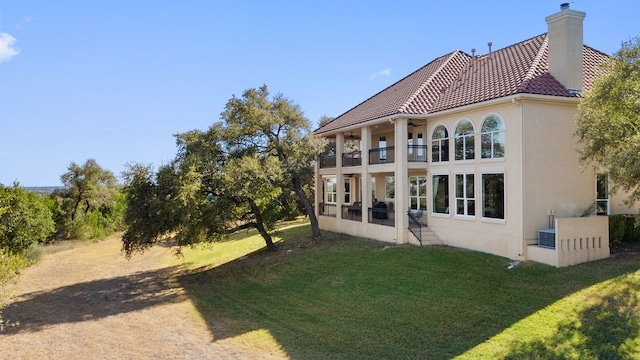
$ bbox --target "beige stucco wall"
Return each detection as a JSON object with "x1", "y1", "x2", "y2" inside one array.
[
  {"x1": 527, "y1": 216, "x2": 609, "y2": 267},
  {"x1": 521, "y1": 99, "x2": 595, "y2": 245},
  {"x1": 318, "y1": 215, "x2": 397, "y2": 243},
  {"x1": 425, "y1": 100, "x2": 525, "y2": 260}
]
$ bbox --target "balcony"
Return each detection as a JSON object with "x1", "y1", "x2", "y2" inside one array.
[
  {"x1": 407, "y1": 145, "x2": 428, "y2": 162},
  {"x1": 342, "y1": 151, "x2": 362, "y2": 167},
  {"x1": 369, "y1": 146, "x2": 395, "y2": 165},
  {"x1": 319, "y1": 144, "x2": 427, "y2": 169},
  {"x1": 319, "y1": 155, "x2": 336, "y2": 169}
]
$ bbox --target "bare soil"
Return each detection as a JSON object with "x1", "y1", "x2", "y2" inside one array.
[{"x1": 0, "y1": 235, "x2": 288, "y2": 360}]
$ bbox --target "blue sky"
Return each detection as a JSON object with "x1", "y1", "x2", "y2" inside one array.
[{"x1": 1, "y1": 1, "x2": 638, "y2": 186}]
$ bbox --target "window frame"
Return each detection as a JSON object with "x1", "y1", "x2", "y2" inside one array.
[
  {"x1": 379, "y1": 136, "x2": 387, "y2": 160},
  {"x1": 454, "y1": 119, "x2": 475, "y2": 161},
  {"x1": 431, "y1": 124, "x2": 450, "y2": 163},
  {"x1": 480, "y1": 114, "x2": 505, "y2": 160},
  {"x1": 596, "y1": 173, "x2": 609, "y2": 215},
  {"x1": 481, "y1": 173, "x2": 505, "y2": 222},
  {"x1": 431, "y1": 174, "x2": 450, "y2": 215},
  {"x1": 409, "y1": 176, "x2": 428, "y2": 214},
  {"x1": 344, "y1": 178, "x2": 351, "y2": 204},
  {"x1": 455, "y1": 173, "x2": 475, "y2": 218},
  {"x1": 326, "y1": 177, "x2": 337, "y2": 204}
]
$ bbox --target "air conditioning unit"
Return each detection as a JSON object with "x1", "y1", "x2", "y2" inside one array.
[{"x1": 538, "y1": 229, "x2": 556, "y2": 249}]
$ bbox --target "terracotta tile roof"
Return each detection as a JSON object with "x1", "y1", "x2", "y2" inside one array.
[{"x1": 315, "y1": 33, "x2": 611, "y2": 135}]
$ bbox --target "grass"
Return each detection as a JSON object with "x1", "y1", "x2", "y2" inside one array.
[{"x1": 173, "y1": 219, "x2": 640, "y2": 359}]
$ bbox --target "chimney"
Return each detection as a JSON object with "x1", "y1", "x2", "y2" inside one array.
[{"x1": 545, "y1": 3, "x2": 586, "y2": 93}]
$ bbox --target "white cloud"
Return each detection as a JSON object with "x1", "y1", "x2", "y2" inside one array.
[
  {"x1": 369, "y1": 68, "x2": 391, "y2": 80},
  {"x1": 0, "y1": 32, "x2": 20, "y2": 62}
]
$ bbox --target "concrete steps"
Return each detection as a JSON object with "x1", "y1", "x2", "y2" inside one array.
[{"x1": 408, "y1": 226, "x2": 443, "y2": 246}]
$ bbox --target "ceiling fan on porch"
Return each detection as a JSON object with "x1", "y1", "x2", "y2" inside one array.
[{"x1": 408, "y1": 119, "x2": 419, "y2": 127}]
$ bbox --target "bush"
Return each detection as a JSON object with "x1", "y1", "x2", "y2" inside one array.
[
  {"x1": 0, "y1": 249, "x2": 27, "y2": 328},
  {"x1": 609, "y1": 214, "x2": 640, "y2": 244},
  {"x1": 0, "y1": 185, "x2": 55, "y2": 254}
]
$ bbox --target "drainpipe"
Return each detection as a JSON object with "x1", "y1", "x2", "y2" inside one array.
[{"x1": 512, "y1": 97, "x2": 525, "y2": 259}]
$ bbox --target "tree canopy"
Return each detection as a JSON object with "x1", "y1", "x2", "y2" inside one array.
[
  {"x1": 52, "y1": 159, "x2": 123, "y2": 240},
  {"x1": 576, "y1": 37, "x2": 640, "y2": 204},
  {"x1": 122, "y1": 86, "x2": 324, "y2": 257},
  {"x1": 0, "y1": 184, "x2": 54, "y2": 254}
]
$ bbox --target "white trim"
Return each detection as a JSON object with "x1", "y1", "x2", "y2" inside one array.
[
  {"x1": 480, "y1": 172, "x2": 506, "y2": 222},
  {"x1": 454, "y1": 172, "x2": 476, "y2": 218}
]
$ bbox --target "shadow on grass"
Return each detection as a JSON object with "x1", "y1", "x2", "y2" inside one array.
[
  {"x1": 177, "y1": 231, "x2": 640, "y2": 359},
  {"x1": 505, "y1": 275, "x2": 640, "y2": 359},
  {"x1": 2, "y1": 266, "x2": 186, "y2": 334}
]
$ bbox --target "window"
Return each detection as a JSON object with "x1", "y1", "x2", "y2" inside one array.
[
  {"x1": 417, "y1": 133, "x2": 424, "y2": 159},
  {"x1": 481, "y1": 115, "x2": 505, "y2": 159},
  {"x1": 344, "y1": 178, "x2": 351, "y2": 204},
  {"x1": 596, "y1": 174, "x2": 609, "y2": 215},
  {"x1": 431, "y1": 125, "x2": 449, "y2": 162},
  {"x1": 455, "y1": 120, "x2": 475, "y2": 161},
  {"x1": 408, "y1": 132, "x2": 413, "y2": 156},
  {"x1": 432, "y1": 175, "x2": 449, "y2": 214},
  {"x1": 326, "y1": 178, "x2": 337, "y2": 204},
  {"x1": 371, "y1": 177, "x2": 377, "y2": 202},
  {"x1": 385, "y1": 176, "x2": 395, "y2": 200},
  {"x1": 482, "y1": 174, "x2": 504, "y2": 219},
  {"x1": 379, "y1": 136, "x2": 387, "y2": 160},
  {"x1": 455, "y1": 174, "x2": 475, "y2": 216},
  {"x1": 410, "y1": 176, "x2": 428, "y2": 213}
]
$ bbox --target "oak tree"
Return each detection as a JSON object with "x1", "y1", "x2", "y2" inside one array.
[{"x1": 576, "y1": 37, "x2": 640, "y2": 204}]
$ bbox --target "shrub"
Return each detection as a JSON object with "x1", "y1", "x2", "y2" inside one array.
[
  {"x1": 609, "y1": 214, "x2": 640, "y2": 244},
  {"x1": 0, "y1": 185, "x2": 55, "y2": 254},
  {"x1": 0, "y1": 249, "x2": 27, "y2": 328}
]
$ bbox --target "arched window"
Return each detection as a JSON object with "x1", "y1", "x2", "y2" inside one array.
[
  {"x1": 431, "y1": 125, "x2": 449, "y2": 162},
  {"x1": 455, "y1": 120, "x2": 475, "y2": 161},
  {"x1": 481, "y1": 115, "x2": 505, "y2": 159}
]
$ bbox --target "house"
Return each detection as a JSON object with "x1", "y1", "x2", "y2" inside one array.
[{"x1": 313, "y1": 4, "x2": 633, "y2": 267}]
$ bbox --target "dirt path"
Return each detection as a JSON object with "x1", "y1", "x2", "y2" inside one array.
[{"x1": 0, "y1": 235, "x2": 287, "y2": 360}]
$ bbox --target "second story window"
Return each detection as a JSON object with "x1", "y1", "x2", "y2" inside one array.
[
  {"x1": 481, "y1": 115, "x2": 505, "y2": 159},
  {"x1": 431, "y1": 125, "x2": 449, "y2": 162},
  {"x1": 379, "y1": 136, "x2": 387, "y2": 160},
  {"x1": 455, "y1": 120, "x2": 475, "y2": 161}
]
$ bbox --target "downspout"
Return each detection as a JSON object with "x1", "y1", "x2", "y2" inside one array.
[{"x1": 512, "y1": 97, "x2": 525, "y2": 258}]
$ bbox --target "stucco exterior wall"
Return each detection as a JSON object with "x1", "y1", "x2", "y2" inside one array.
[
  {"x1": 520, "y1": 99, "x2": 594, "y2": 245},
  {"x1": 425, "y1": 100, "x2": 525, "y2": 259},
  {"x1": 318, "y1": 215, "x2": 397, "y2": 243}
]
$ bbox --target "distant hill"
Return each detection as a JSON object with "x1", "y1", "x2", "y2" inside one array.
[{"x1": 23, "y1": 186, "x2": 65, "y2": 195}]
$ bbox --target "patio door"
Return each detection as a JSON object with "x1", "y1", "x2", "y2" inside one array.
[{"x1": 409, "y1": 176, "x2": 428, "y2": 215}]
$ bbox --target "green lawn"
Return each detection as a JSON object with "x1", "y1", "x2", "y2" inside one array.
[{"x1": 174, "y1": 219, "x2": 640, "y2": 359}]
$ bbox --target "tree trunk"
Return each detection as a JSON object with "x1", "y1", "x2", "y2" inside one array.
[
  {"x1": 279, "y1": 192, "x2": 297, "y2": 221},
  {"x1": 292, "y1": 186, "x2": 320, "y2": 238},
  {"x1": 71, "y1": 197, "x2": 81, "y2": 222},
  {"x1": 247, "y1": 198, "x2": 276, "y2": 250}
]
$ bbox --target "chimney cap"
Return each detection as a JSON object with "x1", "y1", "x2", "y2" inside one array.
[{"x1": 560, "y1": 3, "x2": 570, "y2": 10}]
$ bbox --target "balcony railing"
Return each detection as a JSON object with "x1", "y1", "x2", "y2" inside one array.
[
  {"x1": 368, "y1": 206, "x2": 394, "y2": 227},
  {"x1": 318, "y1": 203, "x2": 337, "y2": 217},
  {"x1": 321, "y1": 145, "x2": 426, "y2": 168},
  {"x1": 369, "y1": 146, "x2": 395, "y2": 165},
  {"x1": 342, "y1": 151, "x2": 362, "y2": 167},
  {"x1": 319, "y1": 155, "x2": 336, "y2": 168},
  {"x1": 407, "y1": 145, "x2": 428, "y2": 162},
  {"x1": 341, "y1": 203, "x2": 362, "y2": 221}
]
